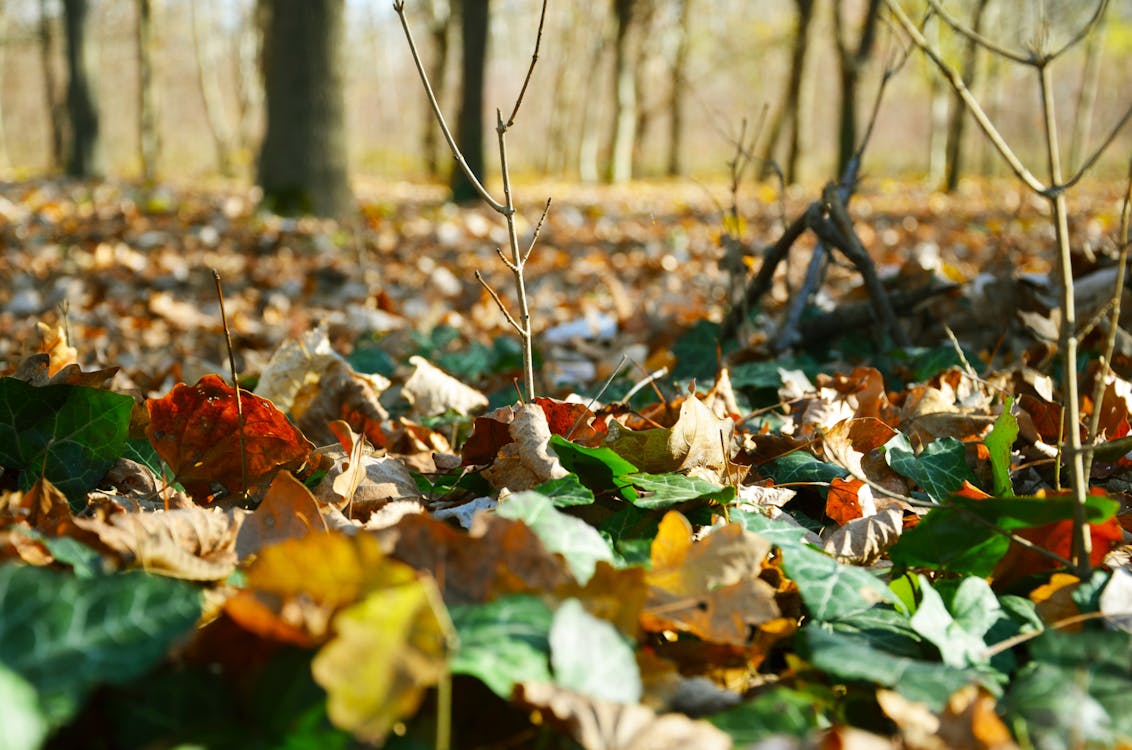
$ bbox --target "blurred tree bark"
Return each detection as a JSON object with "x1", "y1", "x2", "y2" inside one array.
[
  {"x1": 942, "y1": 0, "x2": 989, "y2": 192},
  {"x1": 39, "y1": 0, "x2": 64, "y2": 171},
  {"x1": 608, "y1": 0, "x2": 640, "y2": 183},
  {"x1": 257, "y1": 0, "x2": 350, "y2": 217},
  {"x1": 0, "y1": 0, "x2": 9, "y2": 171},
  {"x1": 62, "y1": 0, "x2": 101, "y2": 177},
  {"x1": 666, "y1": 0, "x2": 692, "y2": 176},
  {"x1": 761, "y1": 0, "x2": 814, "y2": 184},
  {"x1": 451, "y1": 0, "x2": 488, "y2": 203},
  {"x1": 136, "y1": 0, "x2": 158, "y2": 182},
  {"x1": 422, "y1": 0, "x2": 451, "y2": 179},
  {"x1": 191, "y1": 0, "x2": 235, "y2": 176},
  {"x1": 832, "y1": 0, "x2": 881, "y2": 179}
]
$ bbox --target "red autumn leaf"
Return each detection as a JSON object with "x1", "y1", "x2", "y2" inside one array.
[
  {"x1": 534, "y1": 396, "x2": 607, "y2": 446},
  {"x1": 147, "y1": 374, "x2": 314, "y2": 504},
  {"x1": 992, "y1": 517, "x2": 1123, "y2": 588},
  {"x1": 461, "y1": 404, "x2": 519, "y2": 465}
]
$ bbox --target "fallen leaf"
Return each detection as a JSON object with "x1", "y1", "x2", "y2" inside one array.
[
  {"x1": 605, "y1": 395, "x2": 733, "y2": 483},
  {"x1": 402, "y1": 355, "x2": 488, "y2": 416},
  {"x1": 483, "y1": 403, "x2": 569, "y2": 492},
  {"x1": 514, "y1": 682, "x2": 732, "y2": 750},
  {"x1": 235, "y1": 471, "x2": 327, "y2": 560},
  {"x1": 823, "y1": 508, "x2": 904, "y2": 565},
  {"x1": 311, "y1": 562, "x2": 450, "y2": 745},
  {"x1": 146, "y1": 374, "x2": 315, "y2": 504},
  {"x1": 643, "y1": 511, "x2": 783, "y2": 647}
]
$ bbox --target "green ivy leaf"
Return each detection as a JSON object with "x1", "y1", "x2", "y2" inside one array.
[
  {"x1": 627, "y1": 472, "x2": 735, "y2": 509},
  {"x1": 764, "y1": 450, "x2": 848, "y2": 486},
  {"x1": 801, "y1": 627, "x2": 991, "y2": 711},
  {"x1": 889, "y1": 494, "x2": 1119, "y2": 577},
  {"x1": 497, "y1": 492, "x2": 618, "y2": 583},
  {"x1": 450, "y1": 595, "x2": 553, "y2": 699},
  {"x1": 709, "y1": 685, "x2": 827, "y2": 742},
  {"x1": 0, "y1": 664, "x2": 48, "y2": 750},
  {"x1": 885, "y1": 434, "x2": 977, "y2": 503},
  {"x1": 1001, "y1": 630, "x2": 1132, "y2": 750},
  {"x1": 549, "y1": 599, "x2": 640, "y2": 703},
  {"x1": 548, "y1": 435, "x2": 638, "y2": 501},
  {"x1": 535, "y1": 473, "x2": 595, "y2": 507},
  {"x1": 0, "y1": 565, "x2": 201, "y2": 727},
  {"x1": 732, "y1": 510, "x2": 894, "y2": 621},
  {"x1": 0, "y1": 378, "x2": 133, "y2": 507}
]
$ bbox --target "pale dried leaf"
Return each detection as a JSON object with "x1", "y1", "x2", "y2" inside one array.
[
  {"x1": 74, "y1": 506, "x2": 248, "y2": 580},
  {"x1": 823, "y1": 508, "x2": 904, "y2": 565},
  {"x1": 257, "y1": 325, "x2": 390, "y2": 412},
  {"x1": 483, "y1": 404, "x2": 569, "y2": 492},
  {"x1": 402, "y1": 355, "x2": 488, "y2": 416},
  {"x1": 514, "y1": 682, "x2": 732, "y2": 750}
]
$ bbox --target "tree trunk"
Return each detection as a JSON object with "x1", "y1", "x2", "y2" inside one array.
[
  {"x1": 761, "y1": 0, "x2": 814, "y2": 183},
  {"x1": 257, "y1": 0, "x2": 350, "y2": 218},
  {"x1": 191, "y1": 0, "x2": 234, "y2": 176},
  {"x1": 62, "y1": 0, "x2": 100, "y2": 178},
  {"x1": 608, "y1": 0, "x2": 638, "y2": 183},
  {"x1": 666, "y1": 0, "x2": 691, "y2": 176},
  {"x1": 136, "y1": 0, "x2": 158, "y2": 182},
  {"x1": 423, "y1": 0, "x2": 450, "y2": 179},
  {"x1": 39, "y1": 0, "x2": 64, "y2": 172},
  {"x1": 943, "y1": 0, "x2": 990, "y2": 192},
  {"x1": 450, "y1": 0, "x2": 488, "y2": 203},
  {"x1": 833, "y1": 0, "x2": 880, "y2": 179}
]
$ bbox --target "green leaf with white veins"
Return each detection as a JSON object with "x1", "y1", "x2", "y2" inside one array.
[{"x1": 885, "y1": 433, "x2": 977, "y2": 502}]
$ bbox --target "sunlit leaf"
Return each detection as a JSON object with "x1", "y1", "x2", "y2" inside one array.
[
  {"x1": 450, "y1": 595, "x2": 553, "y2": 698},
  {"x1": 984, "y1": 398, "x2": 1018, "y2": 497},
  {"x1": 550, "y1": 599, "x2": 641, "y2": 703}
]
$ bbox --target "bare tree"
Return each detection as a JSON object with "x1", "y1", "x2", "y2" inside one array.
[
  {"x1": 833, "y1": 0, "x2": 882, "y2": 179},
  {"x1": 608, "y1": 0, "x2": 642, "y2": 183},
  {"x1": 942, "y1": 0, "x2": 990, "y2": 192},
  {"x1": 62, "y1": 0, "x2": 100, "y2": 177},
  {"x1": 421, "y1": 0, "x2": 451, "y2": 179},
  {"x1": 191, "y1": 0, "x2": 235, "y2": 176},
  {"x1": 0, "y1": 0, "x2": 9, "y2": 171},
  {"x1": 666, "y1": 0, "x2": 692, "y2": 176},
  {"x1": 451, "y1": 0, "x2": 489, "y2": 202},
  {"x1": 136, "y1": 0, "x2": 159, "y2": 182},
  {"x1": 760, "y1": 0, "x2": 815, "y2": 184},
  {"x1": 38, "y1": 0, "x2": 64, "y2": 171},
  {"x1": 257, "y1": 0, "x2": 350, "y2": 217}
]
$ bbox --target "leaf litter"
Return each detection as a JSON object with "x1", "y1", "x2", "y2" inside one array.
[{"x1": 0, "y1": 177, "x2": 1131, "y2": 748}]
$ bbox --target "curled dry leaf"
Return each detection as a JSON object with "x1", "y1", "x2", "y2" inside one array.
[
  {"x1": 513, "y1": 682, "x2": 732, "y2": 750},
  {"x1": 605, "y1": 395, "x2": 733, "y2": 483},
  {"x1": 402, "y1": 355, "x2": 488, "y2": 417},
  {"x1": 482, "y1": 403, "x2": 569, "y2": 492},
  {"x1": 73, "y1": 505, "x2": 247, "y2": 581},
  {"x1": 256, "y1": 325, "x2": 391, "y2": 413},
  {"x1": 823, "y1": 508, "x2": 904, "y2": 566},
  {"x1": 292, "y1": 359, "x2": 390, "y2": 449}
]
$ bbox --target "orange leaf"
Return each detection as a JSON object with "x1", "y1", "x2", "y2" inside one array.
[
  {"x1": 146, "y1": 374, "x2": 314, "y2": 504},
  {"x1": 826, "y1": 477, "x2": 866, "y2": 525}
]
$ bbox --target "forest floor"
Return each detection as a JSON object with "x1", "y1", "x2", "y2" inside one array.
[{"x1": 1, "y1": 175, "x2": 1131, "y2": 750}]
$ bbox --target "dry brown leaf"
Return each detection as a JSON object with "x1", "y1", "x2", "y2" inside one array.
[
  {"x1": 236, "y1": 471, "x2": 327, "y2": 560},
  {"x1": 483, "y1": 403, "x2": 569, "y2": 492},
  {"x1": 74, "y1": 505, "x2": 247, "y2": 580},
  {"x1": 402, "y1": 355, "x2": 488, "y2": 416},
  {"x1": 256, "y1": 325, "x2": 391, "y2": 411},
  {"x1": 513, "y1": 682, "x2": 732, "y2": 750},
  {"x1": 643, "y1": 512, "x2": 783, "y2": 648},
  {"x1": 384, "y1": 511, "x2": 573, "y2": 606},
  {"x1": 605, "y1": 395, "x2": 733, "y2": 483},
  {"x1": 878, "y1": 685, "x2": 1017, "y2": 750},
  {"x1": 293, "y1": 359, "x2": 390, "y2": 449}
]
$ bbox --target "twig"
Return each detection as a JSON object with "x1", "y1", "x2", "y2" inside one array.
[
  {"x1": 503, "y1": 0, "x2": 547, "y2": 129},
  {"x1": 1084, "y1": 161, "x2": 1132, "y2": 480},
  {"x1": 212, "y1": 269, "x2": 247, "y2": 503},
  {"x1": 982, "y1": 609, "x2": 1132, "y2": 660}
]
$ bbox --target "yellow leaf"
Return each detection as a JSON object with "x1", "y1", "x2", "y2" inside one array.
[{"x1": 312, "y1": 573, "x2": 450, "y2": 744}]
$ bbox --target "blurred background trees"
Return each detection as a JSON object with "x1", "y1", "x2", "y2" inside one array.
[{"x1": 0, "y1": 0, "x2": 1128, "y2": 215}]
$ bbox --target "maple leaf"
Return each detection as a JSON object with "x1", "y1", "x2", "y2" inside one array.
[{"x1": 146, "y1": 374, "x2": 314, "y2": 504}]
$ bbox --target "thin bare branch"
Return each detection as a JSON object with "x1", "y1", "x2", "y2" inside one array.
[
  {"x1": 503, "y1": 0, "x2": 548, "y2": 129},
  {"x1": 475, "y1": 270, "x2": 524, "y2": 334},
  {"x1": 1058, "y1": 100, "x2": 1132, "y2": 194},
  {"x1": 1084, "y1": 161, "x2": 1132, "y2": 480},
  {"x1": 924, "y1": 0, "x2": 1032, "y2": 64},
  {"x1": 884, "y1": 0, "x2": 1048, "y2": 195},
  {"x1": 1046, "y1": 0, "x2": 1110, "y2": 63},
  {"x1": 494, "y1": 246, "x2": 517, "y2": 271},
  {"x1": 393, "y1": 2, "x2": 505, "y2": 213},
  {"x1": 523, "y1": 197, "x2": 552, "y2": 265}
]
